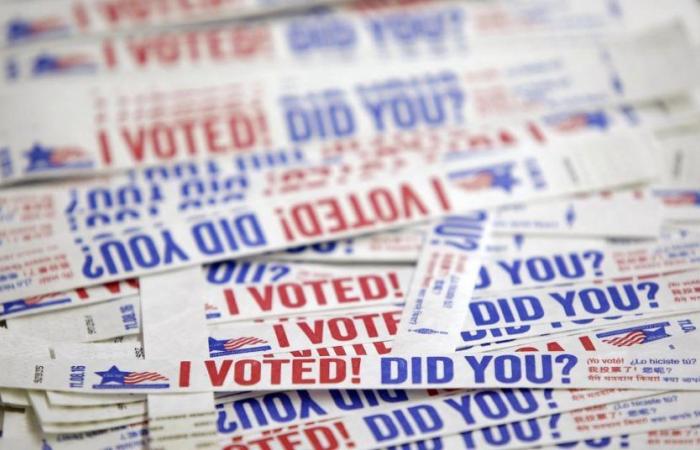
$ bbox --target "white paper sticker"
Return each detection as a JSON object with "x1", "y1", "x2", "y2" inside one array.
[
  {"x1": 140, "y1": 267, "x2": 217, "y2": 449},
  {"x1": 0, "y1": 133, "x2": 658, "y2": 300},
  {"x1": 0, "y1": 24, "x2": 691, "y2": 183},
  {"x1": 392, "y1": 213, "x2": 492, "y2": 354}
]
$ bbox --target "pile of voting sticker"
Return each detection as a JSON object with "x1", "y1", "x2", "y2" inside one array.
[{"x1": 4, "y1": 0, "x2": 700, "y2": 449}]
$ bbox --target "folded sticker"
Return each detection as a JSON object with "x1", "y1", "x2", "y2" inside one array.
[{"x1": 392, "y1": 213, "x2": 492, "y2": 354}]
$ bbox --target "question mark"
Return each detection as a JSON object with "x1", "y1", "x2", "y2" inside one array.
[
  {"x1": 269, "y1": 264, "x2": 291, "y2": 282},
  {"x1": 548, "y1": 413, "x2": 562, "y2": 439},
  {"x1": 555, "y1": 354, "x2": 578, "y2": 384},
  {"x1": 583, "y1": 250, "x2": 604, "y2": 277},
  {"x1": 637, "y1": 281, "x2": 659, "y2": 308},
  {"x1": 543, "y1": 388, "x2": 557, "y2": 409},
  {"x1": 445, "y1": 74, "x2": 466, "y2": 123}
]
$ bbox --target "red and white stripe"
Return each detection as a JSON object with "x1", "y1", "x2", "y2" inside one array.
[
  {"x1": 457, "y1": 173, "x2": 494, "y2": 191},
  {"x1": 602, "y1": 331, "x2": 646, "y2": 347},
  {"x1": 661, "y1": 193, "x2": 698, "y2": 205},
  {"x1": 224, "y1": 337, "x2": 268, "y2": 351},
  {"x1": 125, "y1": 372, "x2": 168, "y2": 384},
  {"x1": 556, "y1": 115, "x2": 588, "y2": 131},
  {"x1": 25, "y1": 293, "x2": 57, "y2": 305}
]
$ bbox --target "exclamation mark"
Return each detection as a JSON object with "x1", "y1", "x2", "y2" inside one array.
[
  {"x1": 351, "y1": 358, "x2": 361, "y2": 384},
  {"x1": 352, "y1": 343, "x2": 367, "y2": 355},
  {"x1": 344, "y1": 239, "x2": 354, "y2": 254},
  {"x1": 274, "y1": 208, "x2": 294, "y2": 241},
  {"x1": 620, "y1": 434, "x2": 630, "y2": 448},
  {"x1": 387, "y1": 272, "x2": 403, "y2": 299},
  {"x1": 543, "y1": 388, "x2": 557, "y2": 409},
  {"x1": 178, "y1": 361, "x2": 191, "y2": 387},
  {"x1": 333, "y1": 422, "x2": 356, "y2": 448}
]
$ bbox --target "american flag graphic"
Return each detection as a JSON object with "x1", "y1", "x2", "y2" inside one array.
[
  {"x1": 7, "y1": 17, "x2": 68, "y2": 42},
  {"x1": 656, "y1": 190, "x2": 700, "y2": 206},
  {"x1": 544, "y1": 111, "x2": 608, "y2": 132},
  {"x1": 208, "y1": 336, "x2": 271, "y2": 357},
  {"x1": 93, "y1": 365, "x2": 170, "y2": 389},
  {"x1": 24, "y1": 294, "x2": 57, "y2": 305},
  {"x1": 224, "y1": 337, "x2": 268, "y2": 351},
  {"x1": 596, "y1": 322, "x2": 671, "y2": 348},
  {"x1": 49, "y1": 148, "x2": 89, "y2": 165},
  {"x1": 449, "y1": 163, "x2": 519, "y2": 193},
  {"x1": 456, "y1": 172, "x2": 497, "y2": 190},
  {"x1": 124, "y1": 371, "x2": 169, "y2": 384},
  {"x1": 601, "y1": 330, "x2": 647, "y2": 347},
  {"x1": 553, "y1": 114, "x2": 590, "y2": 131},
  {"x1": 25, "y1": 143, "x2": 93, "y2": 172},
  {"x1": 23, "y1": 17, "x2": 65, "y2": 33},
  {"x1": 33, "y1": 53, "x2": 95, "y2": 75},
  {"x1": 2, "y1": 293, "x2": 71, "y2": 316}
]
